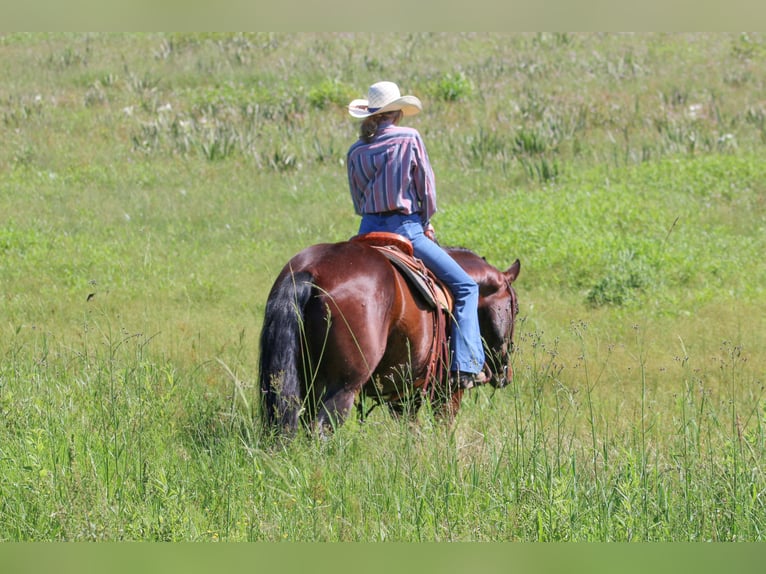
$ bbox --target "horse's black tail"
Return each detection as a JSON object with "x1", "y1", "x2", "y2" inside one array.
[{"x1": 258, "y1": 270, "x2": 314, "y2": 435}]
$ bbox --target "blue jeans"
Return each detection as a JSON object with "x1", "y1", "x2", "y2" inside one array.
[{"x1": 359, "y1": 213, "x2": 485, "y2": 374}]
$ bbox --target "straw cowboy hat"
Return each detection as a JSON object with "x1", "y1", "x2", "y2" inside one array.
[{"x1": 348, "y1": 81, "x2": 422, "y2": 119}]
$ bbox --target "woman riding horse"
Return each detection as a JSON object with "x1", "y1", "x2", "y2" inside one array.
[{"x1": 347, "y1": 81, "x2": 486, "y2": 390}]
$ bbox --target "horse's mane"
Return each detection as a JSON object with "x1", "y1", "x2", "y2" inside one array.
[{"x1": 444, "y1": 245, "x2": 488, "y2": 261}]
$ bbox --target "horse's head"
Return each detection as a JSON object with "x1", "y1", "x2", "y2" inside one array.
[
  {"x1": 447, "y1": 249, "x2": 521, "y2": 389},
  {"x1": 481, "y1": 259, "x2": 520, "y2": 388}
]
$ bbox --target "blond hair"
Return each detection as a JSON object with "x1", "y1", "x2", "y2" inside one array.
[{"x1": 360, "y1": 110, "x2": 403, "y2": 143}]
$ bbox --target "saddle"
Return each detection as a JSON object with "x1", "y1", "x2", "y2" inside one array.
[
  {"x1": 351, "y1": 232, "x2": 453, "y2": 311},
  {"x1": 351, "y1": 231, "x2": 453, "y2": 400}
]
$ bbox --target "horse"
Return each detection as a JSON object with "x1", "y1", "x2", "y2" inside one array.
[{"x1": 258, "y1": 236, "x2": 520, "y2": 436}]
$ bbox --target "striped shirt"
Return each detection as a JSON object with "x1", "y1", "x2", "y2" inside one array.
[{"x1": 347, "y1": 122, "x2": 437, "y2": 224}]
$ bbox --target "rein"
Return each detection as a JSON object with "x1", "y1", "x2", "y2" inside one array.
[{"x1": 506, "y1": 277, "x2": 519, "y2": 353}]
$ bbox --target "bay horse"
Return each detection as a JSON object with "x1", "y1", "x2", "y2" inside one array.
[{"x1": 258, "y1": 236, "x2": 520, "y2": 436}]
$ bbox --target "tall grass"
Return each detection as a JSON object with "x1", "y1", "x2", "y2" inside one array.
[
  {"x1": 1, "y1": 317, "x2": 763, "y2": 540},
  {"x1": 1, "y1": 32, "x2": 765, "y2": 540}
]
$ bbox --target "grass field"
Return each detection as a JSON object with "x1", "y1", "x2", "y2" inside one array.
[{"x1": 1, "y1": 32, "x2": 765, "y2": 541}]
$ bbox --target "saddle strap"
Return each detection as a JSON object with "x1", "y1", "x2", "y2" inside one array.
[{"x1": 420, "y1": 299, "x2": 450, "y2": 400}]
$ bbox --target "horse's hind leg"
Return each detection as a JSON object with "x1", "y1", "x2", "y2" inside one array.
[{"x1": 315, "y1": 386, "x2": 359, "y2": 434}]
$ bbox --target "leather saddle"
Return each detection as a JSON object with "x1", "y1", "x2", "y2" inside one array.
[{"x1": 351, "y1": 232, "x2": 453, "y2": 312}]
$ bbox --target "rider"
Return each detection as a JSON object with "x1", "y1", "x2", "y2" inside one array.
[{"x1": 346, "y1": 80, "x2": 486, "y2": 389}]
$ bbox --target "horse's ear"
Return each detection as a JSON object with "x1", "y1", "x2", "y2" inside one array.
[{"x1": 505, "y1": 259, "x2": 521, "y2": 283}]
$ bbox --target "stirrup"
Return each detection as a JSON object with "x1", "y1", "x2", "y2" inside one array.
[{"x1": 451, "y1": 371, "x2": 487, "y2": 390}]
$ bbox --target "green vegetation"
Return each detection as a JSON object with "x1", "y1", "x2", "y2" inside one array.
[{"x1": 1, "y1": 32, "x2": 765, "y2": 540}]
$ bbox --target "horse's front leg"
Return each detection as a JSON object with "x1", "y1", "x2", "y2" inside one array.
[
  {"x1": 431, "y1": 385, "x2": 464, "y2": 425},
  {"x1": 386, "y1": 392, "x2": 423, "y2": 420}
]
